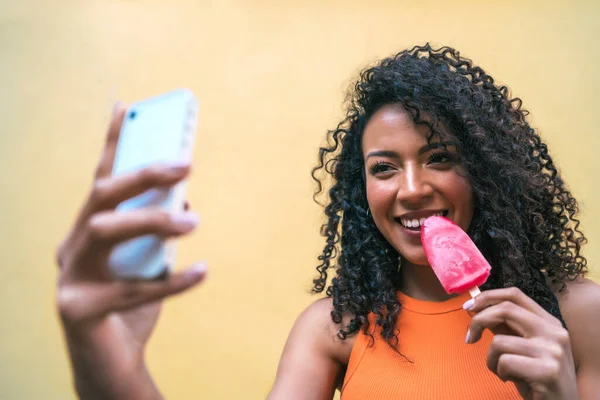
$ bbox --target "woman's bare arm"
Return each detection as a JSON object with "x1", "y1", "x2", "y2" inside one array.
[{"x1": 267, "y1": 298, "x2": 353, "y2": 400}]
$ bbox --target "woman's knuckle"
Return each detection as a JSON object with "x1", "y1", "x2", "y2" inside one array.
[
  {"x1": 90, "y1": 179, "x2": 111, "y2": 205},
  {"x1": 119, "y1": 284, "x2": 142, "y2": 300},
  {"x1": 554, "y1": 328, "x2": 570, "y2": 347},
  {"x1": 495, "y1": 354, "x2": 510, "y2": 380},
  {"x1": 498, "y1": 300, "x2": 515, "y2": 315},
  {"x1": 505, "y1": 286, "x2": 522, "y2": 299},
  {"x1": 544, "y1": 359, "x2": 561, "y2": 380},
  {"x1": 548, "y1": 343, "x2": 563, "y2": 359},
  {"x1": 56, "y1": 287, "x2": 79, "y2": 323},
  {"x1": 490, "y1": 335, "x2": 504, "y2": 349},
  {"x1": 86, "y1": 214, "x2": 107, "y2": 241}
]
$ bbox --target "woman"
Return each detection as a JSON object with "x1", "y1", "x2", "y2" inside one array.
[{"x1": 56, "y1": 45, "x2": 600, "y2": 399}]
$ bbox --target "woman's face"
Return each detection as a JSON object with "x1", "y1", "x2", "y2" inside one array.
[{"x1": 362, "y1": 104, "x2": 475, "y2": 266}]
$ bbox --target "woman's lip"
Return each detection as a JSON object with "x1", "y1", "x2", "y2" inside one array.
[
  {"x1": 397, "y1": 210, "x2": 449, "y2": 220},
  {"x1": 399, "y1": 224, "x2": 422, "y2": 238},
  {"x1": 396, "y1": 214, "x2": 452, "y2": 238}
]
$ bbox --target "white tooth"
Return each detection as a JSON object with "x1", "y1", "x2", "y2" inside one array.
[
  {"x1": 411, "y1": 219, "x2": 419, "y2": 227},
  {"x1": 419, "y1": 218, "x2": 425, "y2": 226},
  {"x1": 401, "y1": 218, "x2": 408, "y2": 227}
]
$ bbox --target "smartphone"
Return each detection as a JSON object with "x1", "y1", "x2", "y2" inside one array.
[{"x1": 108, "y1": 89, "x2": 199, "y2": 280}]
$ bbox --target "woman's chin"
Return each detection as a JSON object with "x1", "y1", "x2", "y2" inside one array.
[{"x1": 397, "y1": 248, "x2": 429, "y2": 267}]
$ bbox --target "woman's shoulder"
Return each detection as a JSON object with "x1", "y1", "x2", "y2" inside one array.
[
  {"x1": 556, "y1": 276, "x2": 600, "y2": 313},
  {"x1": 268, "y1": 298, "x2": 358, "y2": 397},
  {"x1": 296, "y1": 297, "x2": 357, "y2": 364},
  {"x1": 555, "y1": 277, "x2": 600, "y2": 370}
]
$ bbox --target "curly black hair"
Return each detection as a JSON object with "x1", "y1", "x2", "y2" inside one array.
[{"x1": 311, "y1": 44, "x2": 588, "y2": 346}]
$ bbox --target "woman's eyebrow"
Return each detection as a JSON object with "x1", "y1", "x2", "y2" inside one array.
[
  {"x1": 418, "y1": 141, "x2": 457, "y2": 155},
  {"x1": 365, "y1": 141, "x2": 458, "y2": 160},
  {"x1": 365, "y1": 150, "x2": 400, "y2": 160}
]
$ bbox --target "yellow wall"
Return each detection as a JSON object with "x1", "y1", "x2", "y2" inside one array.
[{"x1": 1, "y1": 1, "x2": 599, "y2": 399}]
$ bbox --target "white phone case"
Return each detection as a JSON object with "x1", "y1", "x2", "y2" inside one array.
[{"x1": 108, "y1": 89, "x2": 199, "y2": 279}]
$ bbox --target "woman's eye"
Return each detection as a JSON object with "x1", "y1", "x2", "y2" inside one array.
[
  {"x1": 370, "y1": 162, "x2": 392, "y2": 174},
  {"x1": 428, "y1": 152, "x2": 455, "y2": 165}
]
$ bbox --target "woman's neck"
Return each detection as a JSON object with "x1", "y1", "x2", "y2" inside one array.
[{"x1": 398, "y1": 260, "x2": 456, "y2": 302}]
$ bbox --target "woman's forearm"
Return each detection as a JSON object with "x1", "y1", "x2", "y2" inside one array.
[{"x1": 66, "y1": 335, "x2": 163, "y2": 400}]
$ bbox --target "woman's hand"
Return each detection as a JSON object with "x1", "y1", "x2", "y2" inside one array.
[
  {"x1": 55, "y1": 103, "x2": 207, "y2": 400},
  {"x1": 464, "y1": 287, "x2": 578, "y2": 400}
]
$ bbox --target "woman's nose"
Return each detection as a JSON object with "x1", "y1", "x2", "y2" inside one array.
[{"x1": 396, "y1": 164, "x2": 434, "y2": 205}]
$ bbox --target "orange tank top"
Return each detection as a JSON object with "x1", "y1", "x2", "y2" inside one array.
[{"x1": 341, "y1": 292, "x2": 521, "y2": 399}]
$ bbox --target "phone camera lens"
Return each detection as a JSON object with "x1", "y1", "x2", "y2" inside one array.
[{"x1": 129, "y1": 111, "x2": 137, "y2": 119}]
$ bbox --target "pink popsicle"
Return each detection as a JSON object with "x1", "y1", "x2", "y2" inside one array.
[{"x1": 421, "y1": 216, "x2": 491, "y2": 297}]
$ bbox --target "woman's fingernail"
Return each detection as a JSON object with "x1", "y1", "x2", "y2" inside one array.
[
  {"x1": 187, "y1": 262, "x2": 207, "y2": 278},
  {"x1": 165, "y1": 159, "x2": 191, "y2": 172},
  {"x1": 463, "y1": 298, "x2": 475, "y2": 310},
  {"x1": 171, "y1": 212, "x2": 199, "y2": 231},
  {"x1": 112, "y1": 101, "x2": 124, "y2": 116},
  {"x1": 183, "y1": 263, "x2": 207, "y2": 284},
  {"x1": 465, "y1": 329, "x2": 471, "y2": 344}
]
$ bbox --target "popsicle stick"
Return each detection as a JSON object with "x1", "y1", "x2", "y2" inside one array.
[{"x1": 468, "y1": 286, "x2": 481, "y2": 298}]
